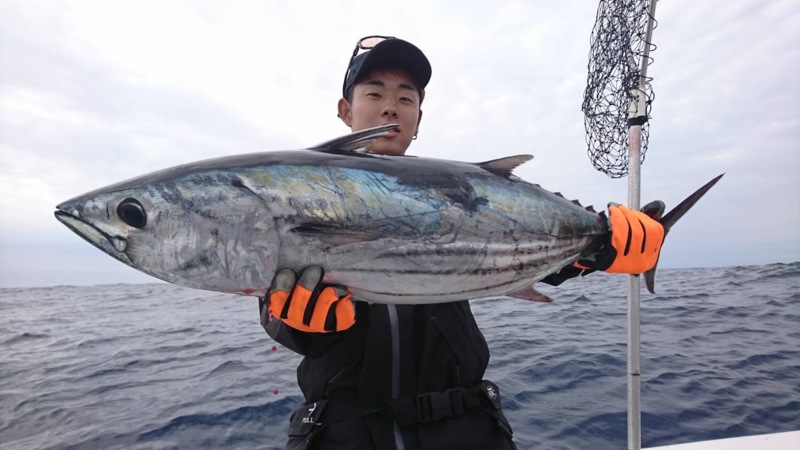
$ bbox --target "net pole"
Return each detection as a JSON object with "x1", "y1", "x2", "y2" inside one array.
[{"x1": 626, "y1": 1, "x2": 658, "y2": 449}]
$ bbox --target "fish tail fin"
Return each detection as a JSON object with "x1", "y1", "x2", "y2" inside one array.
[{"x1": 643, "y1": 174, "x2": 725, "y2": 293}]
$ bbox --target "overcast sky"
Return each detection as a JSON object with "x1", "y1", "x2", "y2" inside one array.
[{"x1": 1, "y1": 0, "x2": 798, "y2": 288}]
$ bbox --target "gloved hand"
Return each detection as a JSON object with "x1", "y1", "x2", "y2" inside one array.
[
  {"x1": 259, "y1": 266, "x2": 356, "y2": 333},
  {"x1": 578, "y1": 203, "x2": 665, "y2": 274}
]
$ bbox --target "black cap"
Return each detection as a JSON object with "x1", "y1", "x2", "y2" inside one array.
[{"x1": 342, "y1": 38, "x2": 432, "y2": 98}]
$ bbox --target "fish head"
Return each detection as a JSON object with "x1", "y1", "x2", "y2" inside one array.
[{"x1": 55, "y1": 178, "x2": 280, "y2": 296}]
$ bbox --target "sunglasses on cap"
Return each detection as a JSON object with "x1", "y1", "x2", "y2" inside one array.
[{"x1": 341, "y1": 35, "x2": 395, "y2": 95}]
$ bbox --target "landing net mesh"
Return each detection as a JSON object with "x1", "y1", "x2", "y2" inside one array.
[{"x1": 582, "y1": 0, "x2": 656, "y2": 178}]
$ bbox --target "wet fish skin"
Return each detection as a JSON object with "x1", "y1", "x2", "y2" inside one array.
[{"x1": 56, "y1": 125, "x2": 706, "y2": 303}]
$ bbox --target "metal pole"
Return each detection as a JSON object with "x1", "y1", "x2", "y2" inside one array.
[
  {"x1": 627, "y1": 1, "x2": 658, "y2": 449},
  {"x1": 626, "y1": 127, "x2": 642, "y2": 450}
]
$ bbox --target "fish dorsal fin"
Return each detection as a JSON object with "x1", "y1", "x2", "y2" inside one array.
[
  {"x1": 556, "y1": 194, "x2": 596, "y2": 212},
  {"x1": 309, "y1": 124, "x2": 400, "y2": 153},
  {"x1": 478, "y1": 155, "x2": 533, "y2": 177}
]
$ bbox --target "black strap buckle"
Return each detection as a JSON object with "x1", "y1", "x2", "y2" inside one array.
[
  {"x1": 415, "y1": 388, "x2": 465, "y2": 423},
  {"x1": 288, "y1": 400, "x2": 327, "y2": 437},
  {"x1": 479, "y1": 380, "x2": 502, "y2": 410}
]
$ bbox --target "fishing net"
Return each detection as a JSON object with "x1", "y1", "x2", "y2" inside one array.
[{"x1": 582, "y1": 0, "x2": 657, "y2": 178}]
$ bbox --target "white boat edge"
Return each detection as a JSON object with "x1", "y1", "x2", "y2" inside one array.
[{"x1": 644, "y1": 430, "x2": 800, "y2": 450}]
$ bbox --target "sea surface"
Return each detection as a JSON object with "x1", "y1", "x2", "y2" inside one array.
[{"x1": 1, "y1": 263, "x2": 798, "y2": 449}]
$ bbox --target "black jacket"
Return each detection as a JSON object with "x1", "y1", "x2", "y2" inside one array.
[{"x1": 267, "y1": 301, "x2": 517, "y2": 450}]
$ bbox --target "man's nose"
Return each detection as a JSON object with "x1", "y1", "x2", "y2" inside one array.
[{"x1": 381, "y1": 100, "x2": 398, "y2": 117}]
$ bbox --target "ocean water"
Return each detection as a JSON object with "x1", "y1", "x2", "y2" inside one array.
[{"x1": 1, "y1": 262, "x2": 798, "y2": 449}]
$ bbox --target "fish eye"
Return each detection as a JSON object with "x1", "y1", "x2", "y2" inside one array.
[{"x1": 117, "y1": 198, "x2": 147, "y2": 228}]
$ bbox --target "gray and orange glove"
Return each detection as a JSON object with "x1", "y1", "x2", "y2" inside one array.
[
  {"x1": 259, "y1": 266, "x2": 356, "y2": 333},
  {"x1": 577, "y1": 203, "x2": 665, "y2": 274}
]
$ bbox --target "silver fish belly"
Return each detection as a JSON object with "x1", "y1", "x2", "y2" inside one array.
[{"x1": 55, "y1": 125, "x2": 605, "y2": 303}]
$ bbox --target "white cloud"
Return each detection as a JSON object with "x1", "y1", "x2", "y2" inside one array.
[{"x1": 1, "y1": 0, "x2": 798, "y2": 287}]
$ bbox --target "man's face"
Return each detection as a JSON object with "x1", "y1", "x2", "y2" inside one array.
[{"x1": 338, "y1": 69, "x2": 423, "y2": 156}]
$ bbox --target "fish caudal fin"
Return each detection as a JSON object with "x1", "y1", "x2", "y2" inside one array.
[{"x1": 644, "y1": 174, "x2": 725, "y2": 293}]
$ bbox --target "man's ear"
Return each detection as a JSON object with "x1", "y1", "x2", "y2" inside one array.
[
  {"x1": 417, "y1": 109, "x2": 423, "y2": 130},
  {"x1": 337, "y1": 98, "x2": 352, "y2": 127}
]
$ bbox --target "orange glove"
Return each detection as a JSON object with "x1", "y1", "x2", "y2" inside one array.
[
  {"x1": 264, "y1": 266, "x2": 355, "y2": 333},
  {"x1": 577, "y1": 204, "x2": 665, "y2": 274}
]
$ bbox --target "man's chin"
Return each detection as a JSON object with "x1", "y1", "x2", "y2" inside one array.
[{"x1": 367, "y1": 138, "x2": 409, "y2": 156}]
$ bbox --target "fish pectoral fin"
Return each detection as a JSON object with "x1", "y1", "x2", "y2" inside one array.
[
  {"x1": 309, "y1": 124, "x2": 400, "y2": 154},
  {"x1": 291, "y1": 223, "x2": 380, "y2": 246},
  {"x1": 506, "y1": 286, "x2": 554, "y2": 303},
  {"x1": 477, "y1": 155, "x2": 534, "y2": 178}
]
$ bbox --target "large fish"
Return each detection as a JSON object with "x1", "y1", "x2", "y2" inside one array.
[{"x1": 54, "y1": 124, "x2": 721, "y2": 303}]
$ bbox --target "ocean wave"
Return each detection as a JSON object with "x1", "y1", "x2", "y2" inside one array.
[{"x1": 0, "y1": 264, "x2": 798, "y2": 450}]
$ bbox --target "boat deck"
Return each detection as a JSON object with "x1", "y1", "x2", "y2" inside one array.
[{"x1": 645, "y1": 431, "x2": 800, "y2": 450}]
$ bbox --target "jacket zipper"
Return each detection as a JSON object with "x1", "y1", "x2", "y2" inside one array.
[{"x1": 387, "y1": 304, "x2": 406, "y2": 450}]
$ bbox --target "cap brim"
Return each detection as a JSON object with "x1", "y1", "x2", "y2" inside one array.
[{"x1": 344, "y1": 39, "x2": 431, "y2": 97}]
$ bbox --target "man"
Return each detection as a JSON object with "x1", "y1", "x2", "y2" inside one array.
[{"x1": 259, "y1": 36, "x2": 663, "y2": 450}]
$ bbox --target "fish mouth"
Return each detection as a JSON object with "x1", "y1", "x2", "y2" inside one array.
[{"x1": 54, "y1": 209, "x2": 131, "y2": 263}]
